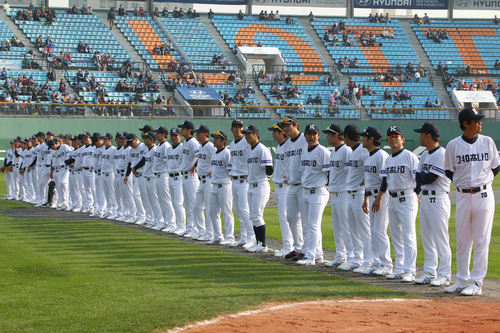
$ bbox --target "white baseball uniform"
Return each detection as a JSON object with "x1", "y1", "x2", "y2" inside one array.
[
  {"x1": 328, "y1": 143, "x2": 353, "y2": 264},
  {"x1": 79, "y1": 144, "x2": 96, "y2": 211},
  {"x1": 67, "y1": 146, "x2": 82, "y2": 210},
  {"x1": 194, "y1": 140, "x2": 216, "y2": 237},
  {"x1": 180, "y1": 137, "x2": 200, "y2": 234},
  {"x1": 385, "y1": 148, "x2": 419, "y2": 275},
  {"x1": 115, "y1": 145, "x2": 135, "y2": 219},
  {"x1": 19, "y1": 148, "x2": 31, "y2": 201},
  {"x1": 167, "y1": 143, "x2": 186, "y2": 231},
  {"x1": 273, "y1": 139, "x2": 292, "y2": 253},
  {"x1": 93, "y1": 146, "x2": 105, "y2": 215},
  {"x1": 53, "y1": 143, "x2": 71, "y2": 209},
  {"x1": 4, "y1": 148, "x2": 14, "y2": 199},
  {"x1": 130, "y1": 143, "x2": 148, "y2": 221},
  {"x1": 152, "y1": 140, "x2": 175, "y2": 229},
  {"x1": 30, "y1": 143, "x2": 40, "y2": 203},
  {"x1": 11, "y1": 147, "x2": 21, "y2": 200},
  {"x1": 209, "y1": 147, "x2": 233, "y2": 241},
  {"x1": 246, "y1": 142, "x2": 272, "y2": 230},
  {"x1": 101, "y1": 145, "x2": 117, "y2": 216},
  {"x1": 300, "y1": 143, "x2": 330, "y2": 261},
  {"x1": 141, "y1": 144, "x2": 163, "y2": 225},
  {"x1": 444, "y1": 134, "x2": 499, "y2": 287}
]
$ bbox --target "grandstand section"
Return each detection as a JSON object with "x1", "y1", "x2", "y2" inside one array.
[{"x1": 0, "y1": 15, "x2": 30, "y2": 61}]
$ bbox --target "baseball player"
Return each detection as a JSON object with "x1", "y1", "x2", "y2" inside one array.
[
  {"x1": 60, "y1": 134, "x2": 74, "y2": 210},
  {"x1": 11, "y1": 137, "x2": 22, "y2": 201},
  {"x1": 383, "y1": 126, "x2": 419, "y2": 282},
  {"x1": 412, "y1": 122, "x2": 452, "y2": 286},
  {"x1": 27, "y1": 135, "x2": 40, "y2": 205},
  {"x1": 39, "y1": 131, "x2": 55, "y2": 207},
  {"x1": 342, "y1": 124, "x2": 371, "y2": 272},
  {"x1": 444, "y1": 108, "x2": 499, "y2": 296},
  {"x1": 78, "y1": 132, "x2": 96, "y2": 214},
  {"x1": 242, "y1": 124, "x2": 273, "y2": 253},
  {"x1": 360, "y1": 126, "x2": 392, "y2": 276},
  {"x1": 125, "y1": 133, "x2": 147, "y2": 224},
  {"x1": 110, "y1": 132, "x2": 134, "y2": 221},
  {"x1": 4, "y1": 140, "x2": 16, "y2": 200},
  {"x1": 52, "y1": 136, "x2": 71, "y2": 211},
  {"x1": 90, "y1": 133, "x2": 106, "y2": 217},
  {"x1": 34, "y1": 132, "x2": 47, "y2": 206},
  {"x1": 193, "y1": 125, "x2": 217, "y2": 241},
  {"x1": 19, "y1": 138, "x2": 32, "y2": 202},
  {"x1": 297, "y1": 124, "x2": 330, "y2": 266},
  {"x1": 280, "y1": 117, "x2": 307, "y2": 261},
  {"x1": 268, "y1": 122, "x2": 292, "y2": 258},
  {"x1": 152, "y1": 126, "x2": 175, "y2": 232},
  {"x1": 65, "y1": 135, "x2": 83, "y2": 212},
  {"x1": 228, "y1": 119, "x2": 255, "y2": 248},
  {"x1": 178, "y1": 120, "x2": 200, "y2": 238},
  {"x1": 100, "y1": 133, "x2": 118, "y2": 219},
  {"x1": 166, "y1": 128, "x2": 187, "y2": 234},
  {"x1": 323, "y1": 124, "x2": 354, "y2": 268},
  {"x1": 207, "y1": 130, "x2": 232, "y2": 245}
]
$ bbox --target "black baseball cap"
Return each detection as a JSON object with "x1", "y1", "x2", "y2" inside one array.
[
  {"x1": 194, "y1": 124, "x2": 210, "y2": 134},
  {"x1": 10, "y1": 139, "x2": 14, "y2": 144},
  {"x1": 115, "y1": 131, "x2": 127, "y2": 139},
  {"x1": 142, "y1": 131, "x2": 156, "y2": 141},
  {"x1": 64, "y1": 133, "x2": 72, "y2": 139},
  {"x1": 154, "y1": 126, "x2": 169, "y2": 134},
  {"x1": 126, "y1": 133, "x2": 137, "y2": 141},
  {"x1": 459, "y1": 107, "x2": 485, "y2": 124},
  {"x1": 170, "y1": 128, "x2": 181, "y2": 136},
  {"x1": 340, "y1": 124, "x2": 359, "y2": 137},
  {"x1": 53, "y1": 137, "x2": 60, "y2": 143},
  {"x1": 139, "y1": 124, "x2": 154, "y2": 132},
  {"x1": 304, "y1": 123, "x2": 320, "y2": 134},
  {"x1": 103, "y1": 132, "x2": 113, "y2": 140},
  {"x1": 46, "y1": 130, "x2": 54, "y2": 136},
  {"x1": 387, "y1": 125, "x2": 404, "y2": 136},
  {"x1": 14, "y1": 136, "x2": 22, "y2": 142},
  {"x1": 178, "y1": 120, "x2": 194, "y2": 130},
  {"x1": 35, "y1": 131, "x2": 45, "y2": 137},
  {"x1": 46, "y1": 139, "x2": 55, "y2": 147},
  {"x1": 268, "y1": 122, "x2": 284, "y2": 132},
  {"x1": 82, "y1": 131, "x2": 91, "y2": 138},
  {"x1": 242, "y1": 124, "x2": 259, "y2": 134},
  {"x1": 322, "y1": 124, "x2": 342, "y2": 134},
  {"x1": 281, "y1": 116, "x2": 297, "y2": 124},
  {"x1": 31, "y1": 134, "x2": 37, "y2": 140},
  {"x1": 359, "y1": 126, "x2": 383, "y2": 140},
  {"x1": 210, "y1": 130, "x2": 228, "y2": 140},
  {"x1": 91, "y1": 133, "x2": 102, "y2": 141},
  {"x1": 231, "y1": 119, "x2": 243, "y2": 128},
  {"x1": 24, "y1": 137, "x2": 31, "y2": 143},
  {"x1": 414, "y1": 122, "x2": 440, "y2": 137}
]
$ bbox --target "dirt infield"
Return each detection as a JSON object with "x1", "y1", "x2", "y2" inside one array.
[{"x1": 167, "y1": 299, "x2": 500, "y2": 333}]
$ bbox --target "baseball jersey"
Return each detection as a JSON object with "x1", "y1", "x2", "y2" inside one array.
[
  {"x1": 385, "y1": 149, "x2": 419, "y2": 191},
  {"x1": 5, "y1": 148, "x2": 13, "y2": 166},
  {"x1": 80, "y1": 144, "x2": 94, "y2": 168},
  {"x1": 246, "y1": 142, "x2": 273, "y2": 184},
  {"x1": 31, "y1": 144, "x2": 39, "y2": 166},
  {"x1": 93, "y1": 146, "x2": 103, "y2": 171},
  {"x1": 300, "y1": 144, "x2": 330, "y2": 188},
  {"x1": 100, "y1": 145, "x2": 116, "y2": 173},
  {"x1": 444, "y1": 134, "x2": 499, "y2": 188},
  {"x1": 55, "y1": 144, "x2": 71, "y2": 167},
  {"x1": 73, "y1": 146, "x2": 83, "y2": 170},
  {"x1": 211, "y1": 148, "x2": 231, "y2": 184},
  {"x1": 228, "y1": 137, "x2": 250, "y2": 176},
  {"x1": 272, "y1": 140, "x2": 288, "y2": 184},
  {"x1": 21, "y1": 148, "x2": 30, "y2": 169},
  {"x1": 328, "y1": 143, "x2": 352, "y2": 192},
  {"x1": 166, "y1": 143, "x2": 183, "y2": 173},
  {"x1": 363, "y1": 148, "x2": 389, "y2": 191},
  {"x1": 143, "y1": 145, "x2": 156, "y2": 177},
  {"x1": 39, "y1": 142, "x2": 51, "y2": 166},
  {"x1": 197, "y1": 140, "x2": 216, "y2": 176},
  {"x1": 418, "y1": 146, "x2": 451, "y2": 192},
  {"x1": 283, "y1": 133, "x2": 307, "y2": 184},
  {"x1": 152, "y1": 140, "x2": 171, "y2": 174},
  {"x1": 130, "y1": 143, "x2": 147, "y2": 171},
  {"x1": 13, "y1": 147, "x2": 21, "y2": 166},
  {"x1": 180, "y1": 137, "x2": 199, "y2": 172},
  {"x1": 115, "y1": 146, "x2": 131, "y2": 171},
  {"x1": 345, "y1": 143, "x2": 369, "y2": 191}
]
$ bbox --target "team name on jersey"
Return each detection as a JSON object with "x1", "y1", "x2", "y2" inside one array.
[
  {"x1": 455, "y1": 153, "x2": 489, "y2": 164},
  {"x1": 347, "y1": 160, "x2": 359, "y2": 167},
  {"x1": 197, "y1": 153, "x2": 209, "y2": 160},
  {"x1": 364, "y1": 165, "x2": 378, "y2": 173},
  {"x1": 154, "y1": 152, "x2": 161, "y2": 158},
  {"x1": 82, "y1": 151, "x2": 93, "y2": 157},
  {"x1": 102, "y1": 155, "x2": 111, "y2": 160},
  {"x1": 285, "y1": 148, "x2": 302, "y2": 157},
  {"x1": 301, "y1": 160, "x2": 318, "y2": 167},
  {"x1": 56, "y1": 151, "x2": 66, "y2": 159},
  {"x1": 387, "y1": 165, "x2": 406, "y2": 174},
  {"x1": 275, "y1": 153, "x2": 285, "y2": 161},
  {"x1": 247, "y1": 157, "x2": 259, "y2": 164},
  {"x1": 330, "y1": 161, "x2": 347, "y2": 168},
  {"x1": 211, "y1": 160, "x2": 224, "y2": 166},
  {"x1": 131, "y1": 152, "x2": 141, "y2": 158},
  {"x1": 168, "y1": 155, "x2": 180, "y2": 160},
  {"x1": 145, "y1": 156, "x2": 152, "y2": 162},
  {"x1": 421, "y1": 163, "x2": 433, "y2": 172},
  {"x1": 231, "y1": 150, "x2": 245, "y2": 157}
]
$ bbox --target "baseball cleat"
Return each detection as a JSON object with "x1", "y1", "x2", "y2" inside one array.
[
  {"x1": 220, "y1": 240, "x2": 235, "y2": 246},
  {"x1": 106, "y1": 214, "x2": 117, "y2": 220},
  {"x1": 401, "y1": 272, "x2": 415, "y2": 282},
  {"x1": 373, "y1": 266, "x2": 393, "y2": 276},
  {"x1": 152, "y1": 224, "x2": 164, "y2": 231},
  {"x1": 183, "y1": 232, "x2": 194, "y2": 238},
  {"x1": 98, "y1": 214, "x2": 107, "y2": 219},
  {"x1": 461, "y1": 283, "x2": 482, "y2": 296},
  {"x1": 89, "y1": 213, "x2": 99, "y2": 218},
  {"x1": 430, "y1": 275, "x2": 450, "y2": 286},
  {"x1": 247, "y1": 242, "x2": 268, "y2": 253},
  {"x1": 324, "y1": 260, "x2": 345, "y2": 267},
  {"x1": 386, "y1": 272, "x2": 403, "y2": 280},
  {"x1": 338, "y1": 262, "x2": 356, "y2": 271},
  {"x1": 190, "y1": 232, "x2": 202, "y2": 240},
  {"x1": 444, "y1": 281, "x2": 469, "y2": 293},
  {"x1": 315, "y1": 258, "x2": 325, "y2": 264},
  {"x1": 231, "y1": 239, "x2": 246, "y2": 247},
  {"x1": 176, "y1": 230, "x2": 188, "y2": 236},
  {"x1": 414, "y1": 273, "x2": 436, "y2": 285},
  {"x1": 65, "y1": 206, "x2": 74, "y2": 212},
  {"x1": 274, "y1": 249, "x2": 286, "y2": 257},
  {"x1": 73, "y1": 207, "x2": 83, "y2": 213},
  {"x1": 135, "y1": 219, "x2": 146, "y2": 225},
  {"x1": 242, "y1": 240, "x2": 257, "y2": 249},
  {"x1": 297, "y1": 258, "x2": 315, "y2": 266},
  {"x1": 353, "y1": 266, "x2": 367, "y2": 274},
  {"x1": 292, "y1": 253, "x2": 305, "y2": 261},
  {"x1": 124, "y1": 217, "x2": 136, "y2": 223},
  {"x1": 361, "y1": 266, "x2": 378, "y2": 275},
  {"x1": 207, "y1": 239, "x2": 221, "y2": 245},
  {"x1": 284, "y1": 251, "x2": 300, "y2": 259},
  {"x1": 198, "y1": 234, "x2": 213, "y2": 241}
]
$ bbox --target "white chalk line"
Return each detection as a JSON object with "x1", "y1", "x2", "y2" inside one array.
[{"x1": 166, "y1": 298, "x2": 428, "y2": 333}]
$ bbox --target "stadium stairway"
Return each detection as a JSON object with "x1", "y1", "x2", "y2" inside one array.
[
  {"x1": 400, "y1": 19, "x2": 453, "y2": 108},
  {"x1": 0, "y1": 10, "x2": 39, "y2": 60}
]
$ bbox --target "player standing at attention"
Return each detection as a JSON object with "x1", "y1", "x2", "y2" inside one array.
[
  {"x1": 228, "y1": 119, "x2": 255, "y2": 248},
  {"x1": 243, "y1": 124, "x2": 273, "y2": 253},
  {"x1": 281, "y1": 117, "x2": 307, "y2": 261},
  {"x1": 323, "y1": 124, "x2": 354, "y2": 268},
  {"x1": 444, "y1": 108, "x2": 499, "y2": 296},
  {"x1": 341, "y1": 124, "x2": 370, "y2": 272},
  {"x1": 178, "y1": 120, "x2": 200, "y2": 238},
  {"x1": 360, "y1": 126, "x2": 392, "y2": 276},
  {"x1": 166, "y1": 128, "x2": 187, "y2": 235},
  {"x1": 268, "y1": 122, "x2": 292, "y2": 258},
  {"x1": 99, "y1": 133, "x2": 117, "y2": 219},
  {"x1": 108, "y1": 132, "x2": 128, "y2": 221},
  {"x1": 383, "y1": 126, "x2": 419, "y2": 282},
  {"x1": 413, "y1": 122, "x2": 452, "y2": 286},
  {"x1": 79, "y1": 132, "x2": 96, "y2": 214},
  {"x1": 296, "y1": 124, "x2": 330, "y2": 266}
]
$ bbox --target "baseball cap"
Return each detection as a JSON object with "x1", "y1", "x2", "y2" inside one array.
[
  {"x1": 115, "y1": 131, "x2": 127, "y2": 139},
  {"x1": 154, "y1": 126, "x2": 169, "y2": 134},
  {"x1": 414, "y1": 122, "x2": 440, "y2": 137},
  {"x1": 14, "y1": 136, "x2": 22, "y2": 142},
  {"x1": 458, "y1": 107, "x2": 485, "y2": 124},
  {"x1": 139, "y1": 124, "x2": 154, "y2": 132},
  {"x1": 339, "y1": 124, "x2": 359, "y2": 137},
  {"x1": 64, "y1": 133, "x2": 73, "y2": 139},
  {"x1": 46, "y1": 130, "x2": 54, "y2": 136},
  {"x1": 82, "y1": 131, "x2": 91, "y2": 138},
  {"x1": 35, "y1": 131, "x2": 45, "y2": 137},
  {"x1": 304, "y1": 123, "x2": 320, "y2": 134},
  {"x1": 231, "y1": 119, "x2": 243, "y2": 128},
  {"x1": 387, "y1": 125, "x2": 404, "y2": 136},
  {"x1": 53, "y1": 137, "x2": 60, "y2": 143},
  {"x1": 46, "y1": 139, "x2": 55, "y2": 147},
  {"x1": 210, "y1": 130, "x2": 228, "y2": 140},
  {"x1": 24, "y1": 137, "x2": 31, "y2": 143},
  {"x1": 242, "y1": 124, "x2": 259, "y2": 134},
  {"x1": 91, "y1": 133, "x2": 102, "y2": 141},
  {"x1": 141, "y1": 131, "x2": 156, "y2": 141},
  {"x1": 194, "y1": 124, "x2": 210, "y2": 134},
  {"x1": 359, "y1": 126, "x2": 383, "y2": 140},
  {"x1": 322, "y1": 124, "x2": 342, "y2": 135},
  {"x1": 281, "y1": 116, "x2": 297, "y2": 124},
  {"x1": 31, "y1": 134, "x2": 37, "y2": 140},
  {"x1": 126, "y1": 133, "x2": 137, "y2": 142},
  {"x1": 10, "y1": 139, "x2": 14, "y2": 144},
  {"x1": 267, "y1": 122, "x2": 284, "y2": 133},
  {"x1": 170, "y1": 128, "x2": 181, "y2": 136},
  {"x1": 76, "y1": 134, "x2": 84, "y2": 141},
  {"x1": 178, "y1": 120, "x2": 194, "y2": 130},
  {"x1": 102, "y1": 132, "x2": 113, "y2": 140}
]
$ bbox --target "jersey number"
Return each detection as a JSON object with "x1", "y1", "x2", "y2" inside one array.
[
  {"x1": 429, "y1": 197, "x2": 436, "y2": 203},
  {"x1": 481, "y1": 192, "x2": 487, "y2": 198},
  {"x1": 399, "y1": 197, "x2": 406, "y2": 203}
]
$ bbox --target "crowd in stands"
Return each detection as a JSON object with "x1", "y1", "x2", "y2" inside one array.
[
  {"x1": 258, "y1": 10, "x2": 281, "y2": 21},
  {"x1": 413, "y1": 13, "x2": 431, "y2": 25},
  {"x1": 426, "y1": 28, "x2": 449, "y2": 43},
  {"x1": 367, "y1": 12, "x2": 392, "y2": 23}
]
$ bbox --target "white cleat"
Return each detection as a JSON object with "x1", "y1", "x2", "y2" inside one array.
[
  {"x1": 297, "y1": 258, "x2": 315, "y2": 266},
  {"x1": 401, "y1": 271, "x2": 415, "y2": 283},
  {"x1": 72, "y1": 207, "x2": 82, "y2": 213},
  {"x1": 430, "y1": 274, "x2": 450, "y2": 286},
  {"x1": 243, "y1": 240, "x2": 257, "y2": 250},
  {"x1": 220, "y1": 239, "x2": 235, "y2": 246},
  {"x1": 444, "y1": 281, "x2": 469, "y2": 294},
  {"x1": 414, "y1": 272, "x2": 436, "y2": 285},
  {"x1": 230, "y1": 239, "x2": 247, "y2": 247},
  {"x1": 135, "y1": 219, "x2": 146, "y2": 225},
  {"x1": 373, "y1": 266, "x2": 393, "y2": 276},
  {"x1": 115, "y1": 216, "x2": 126, "y2": 222},
  {"x1": 124, "y1": 217, "x2": 136, "y2": 223},
  {"x1": 247, "y1": 242, "x2": 268, "y2": 253},
  {"x1": 274, "y1": 249, "x2": 286, "y2": 257},
  {"x1": 325, "y1": 260, "x2": 345, "y2": 267},
  {"x1": 461, "y1": 282, "x2": 482, "y2": 296},
  {"x1": 106, "y1": 214, "x2": 117, "y2": 220},
  {"x1": 183, "y1": 231, "x2": 194, "y2": 238}
]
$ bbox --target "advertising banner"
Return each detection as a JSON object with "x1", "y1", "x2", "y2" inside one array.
[
  {"x1": 453, "y1": 0, "x2": 500, "y2": 10},
  {"x1": 252, "y1": 0, "x2": 347, "y2": 7},
  {"x1": 354, "y1": 0, "x2": 448, "y2": 9}
]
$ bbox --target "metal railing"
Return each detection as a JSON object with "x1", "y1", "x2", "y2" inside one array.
[
  {"x1": 341, "y1": 65, "x2": 433, "y2": 81},
  {"x1": 48, "y1": 60, "x2": 149, "y2": 73},
  {"x1": 252, "y1": 64, "x2": 329, "y2": 75},
  {"x1": 436, "y1": 66, "x2": 497, "y2": 77}
]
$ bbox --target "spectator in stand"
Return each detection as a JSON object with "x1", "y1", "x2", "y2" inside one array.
[
  {"x1": 153, "y1": 7, "x2": 160, "y2": 17},
  {"x1": 3, "y1": 1, "x2": 9, "y2": 13},
  {"x1": 433, "y1": 98, "x2": 440, "y2": 107},
  {"x1": 423, "y1": 13, "x2": 430, "y2": 24},
  {"x1": 178, "y1": 8, "x2": 184, "y2": 18},
  {"x1": 118, "y1": 4, "x2": 125, "y2": 16},
  {"x1": 269, "y1": 11, "x2": 275, "y2": 21},
  {"x1": 42, "y1": 45, "x2": 51, "y2": 58},
  {"x1": 314, "y1": 93, "x2": 322, "y2": 105},
  {"x1": 308, "y1": 11, "x2": 315, "y2": 22},
  {"x1": 413, "y1": 14, "x2": 421, "y2": 25},
  {"x1": 275, "y1": 10, "x2": 280, "y2": 20},
  {"x1": 138, "y1": 7, "x2": 146, "y2": 17},
  {"x1": 108, "y1": 7, "x2": 115, "y2": 30},
  {"x1": 495, "y1": 15, "x2": 500, "y2": 25},
  {"x1": 208, "y1": 9, "x2": 214, "y2": 19},
  {"x1": 80, "y1": 4, "x2": 88, "y2": 15},
  {"x1": 286, "y1": 16, "x2": 293, "y2": 25},
  {"x1": 384, "y1": 88, "x2": 391, "y2": 101},
  {"x1": 425, "y1": 98, "x2": 433, "y2": 107}
]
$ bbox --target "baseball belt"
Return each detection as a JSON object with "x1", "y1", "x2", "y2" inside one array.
[
  {"x1": 169, "y1": 172, "x2": 180, "y2": 177},
  {"x1": 421, "y1": 190, "x2": 449, "y2": 195},
  {"x1": 389, "y1": 190, "x2": 413, "y2": 198},
  {"x1": 44, "y1": 164, "x2": 51, "y2": 167},
  {"x1": 365, "y1": 189, "x2": 379, "y2": 196},
  {"x1": 231, "y1": 175, "x2": 247, "y2": 180},
  {"x1": 83, "y1": 167, "x2": 93, "y2": 171},
  {"x1": 456, "y1": 185, "x2": 487, "y2": 194},
  {"x1": 198, "y1": 174, "x2": 208, "y2": 181},
  {"x1": 181, "y1": 171, "x2": 190, "y2": 176},
  {"x1": 276, "y1": 183, "x2": 284, "y2": 188}
]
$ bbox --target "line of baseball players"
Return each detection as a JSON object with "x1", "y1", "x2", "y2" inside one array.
[{"x1": 3, "y1": 108, "x2": 498, "y2": 296}]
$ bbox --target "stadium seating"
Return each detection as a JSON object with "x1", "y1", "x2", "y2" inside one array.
[
  {"x1": 0, "y1": 15, "x2": 29, "y2": 60},
  {"x1": 312, "y1": 18, "x2": 420, "y2": 74},
  {"x1": 212, "y1": 15, "x2": 325, "y2": 73}
]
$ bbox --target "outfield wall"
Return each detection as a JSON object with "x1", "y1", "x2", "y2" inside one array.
[{"x1": 1, "y1": 119, "x2": 499, "y2": 158}]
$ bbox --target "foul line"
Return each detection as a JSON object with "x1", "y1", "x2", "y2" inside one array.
[{"x1": 167, "y1": 298, "x2": 427, "y2": 333}]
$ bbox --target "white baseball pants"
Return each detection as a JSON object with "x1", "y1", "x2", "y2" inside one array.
[
  {"x1": 275, "y1": 183, "x2": 292, "y2": 253},
  {"x1": 331, "y1": 191, "x2": 353, "y2": 263},
  {"x1": 286, "y1": 184, "x2": 305, "y2": 253},
  {"x1": 193, "y1": 176, "x2": 213, "y2": 237},
  {"x1": 182, "y1": 173, "x2": 199, "y2": 234},
  {"x1": 368, "y1": 193, "x2": 392, "y2": 269},
  {"x1": 169, "y1": 174, "x2": 186, "y2": 230},
  {"x1": 347, "y1": 190, "x2": 372, "y2": 267},
  {"x1": 155, "y1": 173, "x2": 175, "y2": 228},
  {"x1": 248, "y1": 181, "x2": 270, "y2": 228},
  {"x1": 209, "y1": 183, "x2": 233, "y2": 241},
  {"x1": 303, "y1": 187, "x2": 329, "y2": 260},
  {"x1": 231, "y1": 178, "x2": 254, "y2": 243}
]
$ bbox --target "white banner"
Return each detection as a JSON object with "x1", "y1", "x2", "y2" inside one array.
[
  {"x1": 0, "y1": 59, "x2": 22, "y2": 69},
  {"x1": 453, "y1": 90, "x2": 497, "y2": 103},
  {"x1": 252, "y1": 0, "x2": 347, "y2": 7},
  {"x1": 454, "y1": 0, "x2": 500, "y2": 10}
]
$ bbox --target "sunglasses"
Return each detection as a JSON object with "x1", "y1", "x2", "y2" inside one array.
[
  {"x1": 214, "y1": 131, "x2": 226, "y2": 140},
  {"x1": 273, "y1": 124, "x2": 284, "y2": 133},
  {"x1": 387, "y1": 134, "x2": 401, "y2": 139},
  {"x1": 281, "y1": 117, "x2": 296, "y2": 123}
]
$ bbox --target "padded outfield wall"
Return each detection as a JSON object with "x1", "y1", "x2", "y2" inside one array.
[{"x1": 1, "y1": 119, "x2": 499, "y2": 158}]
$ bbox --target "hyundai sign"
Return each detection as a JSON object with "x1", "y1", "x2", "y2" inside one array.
[
  {"x1": 354, "y1": 0, "x2": 448, "y2": 9},
  {"x1": 177, "y1": 87, "x2": 221, "y2": 101},
  {"x1": 454, "y1": 0, "x2": 500, "y2": 9}
]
